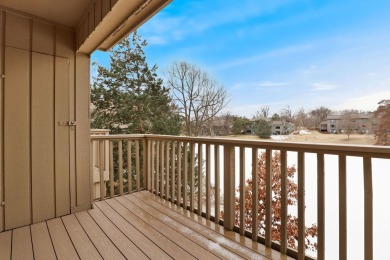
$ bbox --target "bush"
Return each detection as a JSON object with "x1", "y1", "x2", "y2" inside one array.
[{"x1": 254, "y1": 119, "x2": 272, "y2": 138}]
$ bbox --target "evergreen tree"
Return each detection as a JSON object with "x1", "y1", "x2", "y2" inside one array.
[
  {"x1": 255, "y1": 119, "x2": 272, "y2": 139},
  {"x1": 91, "y1": 32, "x2": 181, "y2": 135}
]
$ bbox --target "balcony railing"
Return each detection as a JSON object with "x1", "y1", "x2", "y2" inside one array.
[{"x1": 90, "y1": 134, "x2": 390, "y2": 260}]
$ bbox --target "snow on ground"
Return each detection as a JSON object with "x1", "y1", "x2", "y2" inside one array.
[
  {"x1": 298, "y1": 130, "x2": 312, "y2": 135},
  {"x1": 270, "y1": 135, "x2": 290, "y2": 141}
]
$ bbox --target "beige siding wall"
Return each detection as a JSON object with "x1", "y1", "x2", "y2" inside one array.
[{"x1": 0, "y1": 10, "x2": 91, "y2": 231}]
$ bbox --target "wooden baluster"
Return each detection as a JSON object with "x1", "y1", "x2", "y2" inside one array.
[
  {"x1": 317, "y1": 153, "x2": 325, "y2": 260},
  {"x1": 339, "y1": 155, "x2": 347, "y2": 260},
  {"x1": 215, "y1": 145, "x2": 220, "y2": 224},
  {"x1": 239, "y1": 146, "x2": 245, "y2": 235},
  {"x1": 127, "y1": 140, "x2": 132, "y2": 193},
  {"x1": 90, "y1": 141, "x2": 94, "y2": 201},
  {"x1": 156, "y1": 141, "x2": 160, "y2": 197},
  {"x1": 171, "y1": 141, "x2": 175, "y2": 202},
  {"x1": 252, "y1": 147, "x2": 258, "y2": 241},
  {"x1": 223, "y1": 145, "x2": 235, "y2": 230},
  {"x1": 265, "y1": 149, "x2": 272, "y2": 247},
  {"x1": 151, "y1": 141, "x2": 155, "y2": 194},
  {"x1": 136, "y1": 139, "x2": 140, "y2": 192},
  {"x1": 177, "y1": 142, "x2": 182, "y2": 206},
  {"x1": 99, "y1": 140, "x2": 105, "y2": 200},
  {"x1": 160, "y1": 141, "x2": 165, "y2": 198},
  {"x1": 166, "y1": 141, "x2": 170, "y2": 200},
  {"x1": 143, "y1": 140, "x2": 153, "y2": 192},
  {"x1": 109, "y1": 141, "x2": 114, "y2": 198},
  {"x1": 280, "y1": 150, "x2": 287, "y2": 254},
  {"x1": 298, "y1": 152, "x2": 305, "y2": 260},
  {"x1": 190, "y1": 143, "x2": 195, "y2": 212},
  {"x1": 363, "y1": 157, "x2": 373, "y2": 260},
  {"x1": 183, "y1": 142, "x2": 188, "y2": 209},
  {"x1": 198, "y1": 143, "x2": 203, "y2": 215},
  {"x1": 142, "y1": 138, "x2": 150, "y2": 190},
  {"x1": 118, "y1": 140, "x2": 123, "y2": 196},
  {"x1": 206, "y1": 143, "x2": 211, "y2": 220}
]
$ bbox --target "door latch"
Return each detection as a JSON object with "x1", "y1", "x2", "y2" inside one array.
[{"x1": 58, "y1": 121, "x2": 77, "y2": 126}]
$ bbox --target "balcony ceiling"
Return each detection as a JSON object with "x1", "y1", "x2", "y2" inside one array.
[{"x1": 0, "y1": 0, "x2": 91, "y2": 27}]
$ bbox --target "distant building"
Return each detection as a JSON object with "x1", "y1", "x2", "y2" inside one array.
[
  {"x1": 271, "y1": 121, "x2": 295, "y2": 135},
  {"x1": 320, "y1": 121, "x2": 328, "y2": 132},
  {"x1": 326, "y1": 113, "x2": 378, "y2": 134}
]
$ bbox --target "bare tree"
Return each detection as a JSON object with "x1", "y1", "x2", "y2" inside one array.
[
  {"x1": 166, "y1": 61, "x2": 228, "y2": 136},
  {"x1": 293, "y1": 108, "x2": 307, "y2": 128},
  {"x1": 309, "y1": 106, "x2": 332, "y2": 128},
  {"x1": 340, "y1": 110, "x2": 356, "y2": 139},
  {"x1": 280, "y1": 105, "x2": 294, "y2": 122},
  {"x1": 253, "y1": 105, "x2": 270, "y2": 120}
]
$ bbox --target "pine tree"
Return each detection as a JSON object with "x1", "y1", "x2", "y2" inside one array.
[{"x1": 91, "y1": 32, "x2": 181, "y2": 135}]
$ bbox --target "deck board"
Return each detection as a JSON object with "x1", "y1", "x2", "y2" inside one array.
[
  {"x1": 30, "y1": 222, "x2": 57, "y2": 260},
  {"x1": 87, "y1": 206, "x2": 148, "y2": 260},
  {"x1": 116, "y1": 196, "x2": 220, "y2": 260},
  {"x1": 94, "y1": 200, "x2": 173, "y2": 259},
  {"x1": 104, "y1": 199, "x2": 194, "y2": 259},
  {"x1": 1, "y1": 191, "x2": 293, "y2": 260},
  {"x1": 12, "y1": 226, "x2": 34, "y2": 260},
  {"x1": 75, "y1": 211, "x2": 126, "y2": 260},
  {"x1": 62, "y1": 214, "x2": 103, "y2": 260},
  {"x1": 0, "y1": 230, "x2": 12, "y2": 260},
  {"x1": 127, "y1": 194, "x2": 247, "y2": 259},
  {"x1": 46, "y1": 218, "x2": 80, "y2": 260}
]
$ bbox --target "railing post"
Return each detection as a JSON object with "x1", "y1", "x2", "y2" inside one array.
[
  {"x1": 298, "y1": 152, "x2": 305, "y2": 260},
  {"x1": 223, "y1": 144, "x2": 235, "y2": 230},
  {"x1": 364, "y1": 157, "x2": 373, "y2": 260},
  {"x1": 339, "y1": 155, "x2": 347, "y2": 260}
]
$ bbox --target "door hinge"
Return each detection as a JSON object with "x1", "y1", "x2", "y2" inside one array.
[
  {"x1": 58, "y1": 121, "x2": 77, "y2": 126},
  {"x1": 0, "y1": 202, "x2": 5, "y2": 207}
]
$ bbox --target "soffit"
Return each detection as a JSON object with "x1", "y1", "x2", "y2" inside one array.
[{"x1": 0, "y1": 0, "x2": 90, "y2": 27}]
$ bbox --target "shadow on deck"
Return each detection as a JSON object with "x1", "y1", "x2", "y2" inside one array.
[{"x1": 0, "y1": 191, "x2": 292, "y2": 260}]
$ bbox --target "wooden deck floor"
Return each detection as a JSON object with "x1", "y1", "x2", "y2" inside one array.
[{"x1": 0, "y1": 191, "x2": 292, "y2": 260}]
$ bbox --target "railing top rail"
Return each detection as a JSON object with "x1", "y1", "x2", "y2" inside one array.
[
  {"x1": 91, "y1": 134, "x2": 390, "y2": 158},
  {"x1": 90, "y1": 134, "x2": 145, "y2": 141}
]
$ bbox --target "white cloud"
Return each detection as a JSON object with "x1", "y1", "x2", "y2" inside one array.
[
  {"x1": 333, "y1": 91, "x2": 390, "y2": 111},
  {"x1": 257, "y1": 81, "x2": 290, "y2": 87},
  {"x1": 312, "y1": 82, "x2": 338, "y2": 91},
  {"x1": 215, "y1": 44, "x2": 313, "y2": 70}
]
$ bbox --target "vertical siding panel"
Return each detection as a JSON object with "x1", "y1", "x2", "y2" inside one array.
[
  {"x1": 32, "y1": 52, "x2": 55, "y2": 223},
  {"x1": 102, "y1": 0, "x2": 111, "y2": 18},
  {"x1": 88, "y1": 5, "x2": 95, "y2": 36},
  {"x1": 55, "y1": 28, "x2": 75, "y2": 209},
  {"x1": 55, "y1": 57, "x2": 70, "y2": 217},
  {"x1": 75, "y1": 53, "x2": 91, "y2": 209},
  {"x1": 95, "y1": 0, "x2": 102, "y2": 27},
  {"x1": 0, "y1": 10, "x2": 3, "y2": 232},
  {"x1": 4, "y1": 47, "x2": 31, "y2": 229},
  {"x1": 5, "y1": 13, "x2": 29, "y2": 50},
  {"x1": 111, "y1": 0, "x2": 118, "y2": 9},
  {"x1": 32, "y1": 21, "x2": 54, "y2": 55}
]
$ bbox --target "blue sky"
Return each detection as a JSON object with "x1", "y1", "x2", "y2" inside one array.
[{"x1": 92, "y1": 0, "x2": 390, "y2": 117}]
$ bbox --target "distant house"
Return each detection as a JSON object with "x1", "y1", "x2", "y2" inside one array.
[
  {"x1": 271, "y1": 121, "x2": 295, "y2": 135},
  {"x1": 320, "y1": 121, "x2": 328, "y2": 132},
  {"x1": 326, "y1": 113, "x2": 378, "y2": 134}
]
